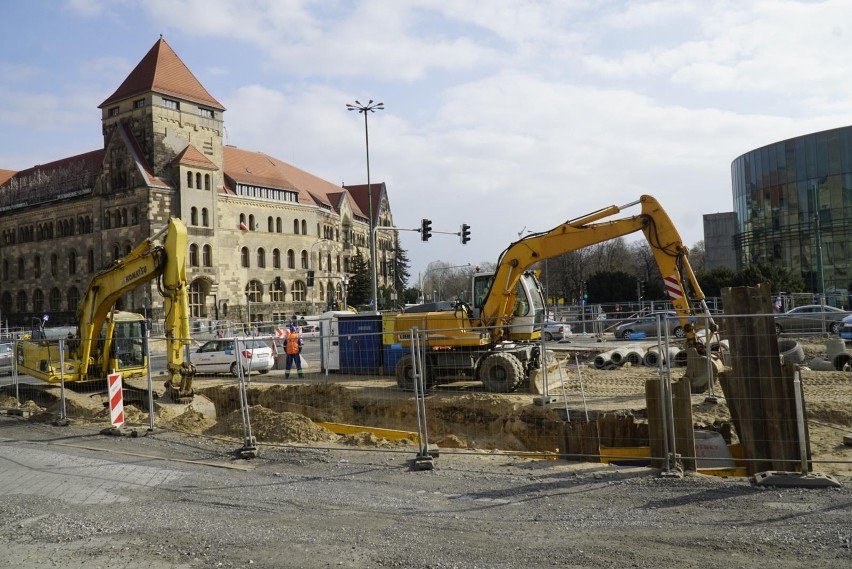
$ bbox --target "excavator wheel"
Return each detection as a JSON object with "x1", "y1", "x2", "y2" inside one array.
[
  {"x1": 479, "y1": 352, "x2": 525, "y2": 393},
  {"x1": 395, "y1": 355, "x2": 416, "y2": 391}
]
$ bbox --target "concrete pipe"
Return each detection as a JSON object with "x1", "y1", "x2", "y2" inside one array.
[
  {"x1": 593, "y1": 351, "x2": 615, "y2": 369},
  {"x1": 825, "y1": 338, "x2": 847, "y2": 359},
  {"x1": 643, "y1": 346, "x2": 682, "y2": 367},
  {"x1": 673, "y1": 348, "x2": 689, "y2": 367},
  {"x1": 808, "y1": 357, "x2": 836, "y2": 371},
  {"x1": 608, "y1": 349, "x2": 629, "y2": 366},
  {"x1": 624, "y1": 349, "x2": 644, "y2": 366},
  {"x1": 778, "y1": 339, "x2": 806, "y2": 365},
  {"x1": 832, "y1": 352, "x2": 852, "y2": 371}
]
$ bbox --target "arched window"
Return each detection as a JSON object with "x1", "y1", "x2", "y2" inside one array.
[
  {"x1": 249, "y1": 214, "x2": 256, "y2": 231},
  {"x1": 32, "y1": 287, "x2": 43, "y2": 312},
  {"x1": 189, "y1": 280, "x2": 205, "y2": 318},
  {"x1": 195, "y1": 172, "x2": 202, "y2": 189},
  {"x1": 293, "y1": 219, "x2": 299, "y2": 234},
  {"x1": 202, "y1": 208, "x2": 209, "y2": 227},
  {"x1": 268, "y1": 217, "x2": 274, "y2": 232},
  {"x1": 276, "y1": 217, "x2": 282, "y2": 233},
  {"x1": 189, "y1": 244, "x2": 199, "y2": 267},
  {"x1": 204, "y1": 173, "x2": 211, "y2": 191},
  {"x1": 16, "y1": 290, "x2": 27, "y2": 313},
  {"x1": 113, "y1": 244, "x2": 120, "y2": 261},
  {"x1": 319, "y1": 282, "x2": 325, "y2": 301},
  {"x1": 104, "y1": 211, "x2": 111, "y2": 229},
  {"x1": 187, "y1": 171, "x2": 193, "y2": 189},
  {"x1": 257, "y1": 248, "x2": 266, "y2": 268},
  {"x1": 121, "y1": 208, "x2": 128, "y2": 226},
  {"x1": 131, "y1": 207, "x2": 138, "y2": 225},
  {"x1": 241, "y1": 247, "x2": 250, "y2": 268},
  {"x1": 301, "y1": 220, "x2": 307, "y2": 235},
  {"x1": 191, "y1": 207, "x2": 198, "y2": 226},
  {"x1": 50, "y1": 254, "x2": 57, "y2": 276},
  {"x1": 239, "y1": 213, "x2": 246, "y2": 225},
  {"x1": 272, "y1": 248, "x2": 281, "y2": 269},
  {"x1": 67, "y1": 287, "x2": 79, "y2": 311},
  {"x1": 49, "y1": 288, "x2": 62, "y2": 311},
  {"x1": 246, "y1": 280, "x2": 263, "y2": 303},
  {"x1": 113, "y1": 210, "x2": 120, "y2": 228},
  {"x1": 300, "y1": 250, "x2": 308, "y2": 269},
  {"x1": 287, "y1": 249, "x2": 295, "y2": 269},
  {"x1": 202, "y1": 245, "x2": 212, "y2": 267},
  {"x1": 292, "y1": 281, "x2": 307, "y2": 302},
  {"x1": 34, "y1": 255, "x2": 41, "y2": 278},
  {"x1": 17, "y1": 257, "x2": 23, "y2": 279}
]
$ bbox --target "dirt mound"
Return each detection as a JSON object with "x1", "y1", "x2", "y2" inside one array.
[
  {"x1": 206, "y1": 406, "x2": 339, "y2": 444},
  {"x1": 338, "y1": 432, "x2": 413, "y2": 448},
  {"x1": 164, "y1": 407, "x2": 217, "y2": 433}
]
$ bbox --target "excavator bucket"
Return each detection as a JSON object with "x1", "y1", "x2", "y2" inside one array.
[
  {"x1": 529, "y1": 350, "x2": 567, "y2": 395},
  {"x1": 682, "y1": 347, "x2": 725, "y2": 394}
]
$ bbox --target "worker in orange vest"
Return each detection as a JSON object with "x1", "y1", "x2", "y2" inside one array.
[{"x1": 284, "y1": 325, "x2": 304, "y2": 378}]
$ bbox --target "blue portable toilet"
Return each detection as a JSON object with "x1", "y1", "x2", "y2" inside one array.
[
  {"x1": 338, "y1": 314, "x2": 382, "y2": 374},
  {"x1": 382, "y1": 343, "x2": 407, "y2": 376}
]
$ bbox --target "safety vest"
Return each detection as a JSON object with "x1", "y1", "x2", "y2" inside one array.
[{"x1": 285, "y1": 331, "x2": 301, "y2": 355}]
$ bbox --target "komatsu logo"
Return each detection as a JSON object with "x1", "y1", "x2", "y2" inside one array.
[{"x1": 124, "y1": 266, "x2": 148, "y2": 283}]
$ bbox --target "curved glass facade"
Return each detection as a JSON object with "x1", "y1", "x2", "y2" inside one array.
[{"x1": 731, "y1": 126, "x2": 852, "y2": 298}]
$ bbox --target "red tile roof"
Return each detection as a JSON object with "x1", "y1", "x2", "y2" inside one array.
[
  {"x1": 223, "y1": 146, "x2": 366, "y2": 216},
  {"x1": 172, "y1": 144, "x2": 217, "y2": 169},
  {"x1": 100, "y1": 37, "x2": 225, "y2": 110},
  {"x1": 0, "y1": 169, "x2": 15, "y2": 186},
  {"x1": 343, "y1": 183, "x2": 383, "y2": 222}
]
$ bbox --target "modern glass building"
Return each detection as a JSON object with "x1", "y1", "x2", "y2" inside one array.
[{"x1": 731, "y1": 126, "x2": 852, "y2": 301}]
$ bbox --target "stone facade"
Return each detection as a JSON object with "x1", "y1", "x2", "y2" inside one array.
[{"x1": 0, "y1": 38, "x2": 395, "y2": 329}]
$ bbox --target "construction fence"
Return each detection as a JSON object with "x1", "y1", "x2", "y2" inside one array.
[{"x1": 1, "y1": 307, "x2": 851, "y2": 480}]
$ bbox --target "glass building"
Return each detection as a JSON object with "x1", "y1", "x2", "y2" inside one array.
[{"x1": 731, "y1": 126, "x2": 852, "y2": 301}]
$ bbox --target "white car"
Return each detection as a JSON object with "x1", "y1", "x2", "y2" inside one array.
[
  {"x1": 192, "y1": 338, "x2": 274, "y2": 377},
  {"x1": 543, "y1": 320, "x2": 570, "y2": 342},
  {"x1": 0, "y1": 343, "x2": 12, "y2": 375}
]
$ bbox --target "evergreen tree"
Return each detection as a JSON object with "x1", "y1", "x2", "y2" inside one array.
[{"x1": 347, "y1": 249, "x2": 371, "y2": 308}]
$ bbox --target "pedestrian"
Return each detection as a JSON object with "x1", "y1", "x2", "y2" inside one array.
[{"x1": 284, "y1": 325, "x2": 304, "y2": 378}]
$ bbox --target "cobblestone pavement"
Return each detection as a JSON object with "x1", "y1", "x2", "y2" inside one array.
[{"x1": 1, "y1": 415, "x2": 851, "y2": 569}]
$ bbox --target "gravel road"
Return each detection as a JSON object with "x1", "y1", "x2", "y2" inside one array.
[{"x1": 1, "y1": 416, "x2": 850, "y2": 568}]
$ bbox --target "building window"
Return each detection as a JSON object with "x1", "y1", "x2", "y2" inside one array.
[
  {"x1": 49, "y1": 288, "x2": 62, "y2": 311},
  {"x1": 16, "y1": 291, "x2": 27, "y2": 313},
  {"x1": 202, "y1": 245, "x2": 212, "y2": 267},
  {"x1": 241, "y1": 247, "x2": 250, "y2": 268},
  {"x1": 17, "y1": 257, "x2": 24, "y2": 279},
  {"x1": 246, "y1": 280, "x2": 263, "y2": 303},
  {"x1": 204, "y1": 174, "x2": 211, "y2": 191},
  {"x1": 249, "y1": 214, "x2": 255, "y2": 231},
  {"x1": 257, "y1": 248, "x2": 266, "y2": 268},
  {"x1": 272, "y1": 249, "x2": 281, "y2": 269},
  {"x1": 189, "y1": 281, "x2": 205, "y2": 318},
  {"x1": 270, "y1": 285, "x2": 286, "y2": 302},
  {"x1": 134, "y1": 99, "x2": 145, "y2": 109},
  {"x1": 104, "y1": 211, "x2": 111, "y2": 229},
  {"x1": 67, "y1": 287, "x2": 79, "y2": 311},
  {"x1": 300, "y1": 250, "x2": 308, "y2": 269},
  {"x1": 187, "y1": 171, "x2": 193, "y2": 189},
  {"x1": 319, "y1": 282, "x2": 325, "y2": 302},
  {"x1": 276, "y1": 217, "x2": 282, "y2": 233},
  {"x1": 268, "y1": 217, "x2": 274, "y2": 232},
  {"x1": 191, "y1": 207, "x2": 198, "y2": 226},
  {"x1": 199, "y1": 107, "x2": 214, "y2": 119},
  {"x1": 131, "y1": 207, "x2": 139, "y2": 225},
  {"x1": 195, "y1": 172, "x2": 201, "y2": 189},
  {"x1": 109, "y1": 106, "x2": 119, "y2": 117},
  {"x1": 287, "y1": 249, "x2": 295, "y2": 269},
  {"x1": 301, "y1": 220, "x2": 307, "y2": 235},
  {"x1": 202, "y1": 208, "x2": 209, "y2": 227},
  {"x1": 50, "y1": 254, "x2": 57, "y2": 276},
  {"x1": 292, "y1": 281, "x2": 307, "y2": 302},
  {"x1": 189, "y1": 244, "x2": 199, "y2": 267},
  {"x1": 162, "y1": 98, "x2": 179, "y2": 110},
  {"x1": 69, "y1": 251, "x2": 77, "y2": 275},
  {"x1": 293, "y1": 219, "x2": 299, "y2": 234},
  {"x1": 34, "y1": 255, "x2": 41, "y2": 278}
]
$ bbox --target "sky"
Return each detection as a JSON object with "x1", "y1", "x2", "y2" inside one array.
[{"x1": 3, "y1": 0, "x2": 852, "y2": 282}]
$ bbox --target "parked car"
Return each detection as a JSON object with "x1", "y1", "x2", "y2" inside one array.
[
  {"x1": 192, "y1": 338, "x2": 274, "y2": 377},
  {"x1": 614, "y1": 311, "x2": 685, "y2": 339},
  {"x1": 542, "y1": 320, "x2": 571, "y2": 342},
  {"x1": 0, "y1": 343, "x2": 12, "y2": 376},
  {"x1": 839, "y1": 314, "x2": 852, "y2": 339},
  {"x1": 774, "y1": 305, "x2": 848, "y2": 335}
]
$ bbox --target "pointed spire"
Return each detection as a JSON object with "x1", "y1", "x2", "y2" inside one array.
[{"x1": 100, "y1": 37, "x2": 224, "y2": 110}]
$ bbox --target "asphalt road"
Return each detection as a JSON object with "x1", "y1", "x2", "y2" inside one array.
[{"x1": 1, "y1": 416, "x2": 850, "y2": 569}]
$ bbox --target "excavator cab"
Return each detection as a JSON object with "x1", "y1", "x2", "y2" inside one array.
[{"x1": 471, "y1": 271, "x2": 546, "y2": 341}]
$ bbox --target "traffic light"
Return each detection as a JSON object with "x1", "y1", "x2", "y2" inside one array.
[
  {"x1": 306, "y1": 270, "x2": 315, "y2": 287},
  {"x1": 273, "y1": 276, "x2": 283, "y2": 291},
  {"x1": 420, "y1": 218, "x2": 432, "y2": 241},
  {"x1": 637, "y1": 279, "x2": 645, "y2": 299},
  {"x1": 460, "y1": 223, "x2": 471, "y2": 245}
]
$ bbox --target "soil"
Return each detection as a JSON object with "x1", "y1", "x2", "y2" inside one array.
[{"x1": 2, "y1": 336, "x2": 850, "y2": 477}]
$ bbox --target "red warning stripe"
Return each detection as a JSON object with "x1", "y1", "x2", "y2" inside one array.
[{"x1": 664, "y1": 274, "x2": 683, "y2": 300}]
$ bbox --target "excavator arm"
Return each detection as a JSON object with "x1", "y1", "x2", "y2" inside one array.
[
  {"x1": 75, "y1": 218, "x2": 195, "y2": 396},
  {"x1": 481, "y1": 195, "x2": 713, "y2": 342}
]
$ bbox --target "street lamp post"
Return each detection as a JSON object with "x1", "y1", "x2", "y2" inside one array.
[{"x1": 347, "y1": 99, "x2": 384, "y2": 312}]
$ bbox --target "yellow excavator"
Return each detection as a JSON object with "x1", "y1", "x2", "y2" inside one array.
[
  {"x1": 394, "y1": 195, "x2": 716, "y2": 392},
  {"x1": 15, "y1": 217, "x2": 196, "y2": 401}
]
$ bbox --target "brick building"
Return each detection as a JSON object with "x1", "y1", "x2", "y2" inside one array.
[{"x1": 0, "y1": 38, "x2": 396, "y2": 329}]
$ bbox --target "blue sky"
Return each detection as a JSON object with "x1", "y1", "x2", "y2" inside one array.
[{"x1": 3, "y1": 0, "x2": 852, "y2": 279}]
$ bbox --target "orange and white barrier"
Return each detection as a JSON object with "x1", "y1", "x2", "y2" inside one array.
[{"x1": 108, "y1": 372, "x2": 124, "y2": 428}]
